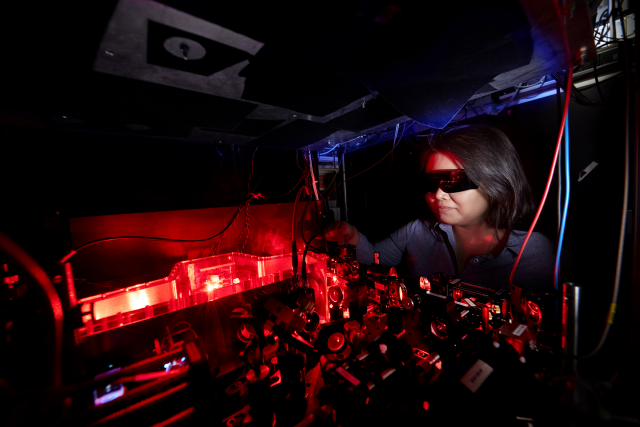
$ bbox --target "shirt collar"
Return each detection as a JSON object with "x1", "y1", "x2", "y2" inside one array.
[
  {"x1": 435, "y1": 222, "x2": 526, "y2": 257},
  {"x1": 505, "y1": 230, "x2": 526, "y2": 254}
]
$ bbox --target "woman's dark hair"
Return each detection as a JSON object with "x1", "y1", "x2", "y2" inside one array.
[{"x1": 419, "y1": 124, "x2": 535, "y2": 231}]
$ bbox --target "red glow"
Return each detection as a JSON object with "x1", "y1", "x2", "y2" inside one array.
[
  {"x1": 562, "y1": 283, "x2": 567, "y2": 350},
  {"x1": 423, "y1": 401, "x2": 430, "y2": 411},
  {"x1": 76, "y1": 252, "x2": 325, "y2": 338},
  {"x1": 505, "y1": 336, "x2": 526, "y2": 357},
  {"x1": 327, "y1": 332, "x2": 345, "y2": 352},
  {"x1": 419, "y1": 276, "x2": 431, "y2": 291},
  {"x1": 524, "y1": 300, "x2": 542, "y2": 324},
  {"x1": 328, "y1": 286, "x2": 343, "y2": 303}
]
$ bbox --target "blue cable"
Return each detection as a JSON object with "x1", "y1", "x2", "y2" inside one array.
[
  {"x1": 555, "y1": 114, "x2": 570, "y2": 290},
  {"x1": 319, "y1": 144, "x2": 340, "y2": 156}
]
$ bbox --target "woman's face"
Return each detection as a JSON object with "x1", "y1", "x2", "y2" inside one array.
[{"x1": 425, "y1": 152, "x2": 490, "y2": 227}]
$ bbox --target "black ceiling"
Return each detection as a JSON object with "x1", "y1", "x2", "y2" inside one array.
[{"x1": 0, "y1": 1, "x2": 596, "y2": 151}]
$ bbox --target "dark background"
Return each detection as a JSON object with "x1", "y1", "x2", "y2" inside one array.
[
  {"x1": 0, "y1": 65, "x2": 634, "y2": 379},
  {"x1": 0, "y1": 70, "x2": 629, "y2": 288}
]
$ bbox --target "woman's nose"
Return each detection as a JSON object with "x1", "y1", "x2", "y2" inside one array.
[{"x1": 434, "y1": 187, "x2": 448, "y2": 199}]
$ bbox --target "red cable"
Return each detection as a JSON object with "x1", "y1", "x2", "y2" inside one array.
[{"x1": 509, "y1": 68, "x2": 573, "y2": 286}]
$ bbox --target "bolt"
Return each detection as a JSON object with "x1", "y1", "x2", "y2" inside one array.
[{"x1": 180, "y1": 43, "x2": 190, "y2": 60}]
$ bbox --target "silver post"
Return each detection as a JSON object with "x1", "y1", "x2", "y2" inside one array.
[
  {"x1": 562, "y1": 282, "x2": 581, "y2": 371},
  {"x1": 341, "y1": 149, "x2": 349, "y2": 223}
]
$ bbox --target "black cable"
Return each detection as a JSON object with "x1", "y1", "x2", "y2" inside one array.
[
  {"x1": 301, "y1": 234, "x2": 323, "y2": 285},
  {"x1": 516, "y1": 75, "x2": 547, "y2": 89},
  {"x1": 321, "y1": 154, "x2": 343, "y2": 197},
  {"x1": 60, "y1": 203, "x2": 245, "y2": 263},
  {"x1": 466, "y1": 100, "x2": 480, "y2": 117},
  {"x1": 208, "y1": 202, "x2": 246, "y2": 256},
  {"x1": 264, "y1": 173, "x2": 305, "y2": 200},
  {"x1": 300, "y1": 191, "x2": 314, "y2": 245},
  {"x1": 552, "y1": 71, "x2": 607, "y2": 107},
  {"x1": 451, "y1": 106, "x2": 467, "y2": 122},
  {"x1": 74, "y1": 277, "x2": 117, "y2": 289},
  {"x1": 300, "y1": 192, "x2": 326, "y2": 255},
  {"x1": 62, "y1": 144, "x2": 290, "y2": 262},
  {"x1": 593, "y1": 61, "x2": 607, "y2": 101},
  {"x1": 581, "y1": 2, "x2": 631, "y2": 359}
]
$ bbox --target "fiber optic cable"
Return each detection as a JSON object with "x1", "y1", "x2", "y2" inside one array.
[{"x1": 555, "y1": 114, "x2": 570, "y2": 290}]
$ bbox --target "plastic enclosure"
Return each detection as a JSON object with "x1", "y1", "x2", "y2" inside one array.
[{"x1": 75, "y1": 252, "x2": 327, "y2": 339}]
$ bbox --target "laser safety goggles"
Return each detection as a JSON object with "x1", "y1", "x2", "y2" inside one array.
[{"x1": 420, "y1": 169, "x2": 479, "y2": 194}]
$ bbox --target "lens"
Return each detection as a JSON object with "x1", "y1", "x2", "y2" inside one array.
[
  {"x1": 524, "y1": 300, "x2": 542, "y2": 324},
  {"x1": 328, "y1": 286, "x2": 343, "y2": 303},
  {"x1": 430, "y1": 320, "x2": 448, "y2": 340},
  {"x1": 422, "y1": 170, "x2": 478, "y2": 194},
  {"x1": 398, "y1": 283, "x2": 406, "y2": 301},
  {"x1": 327, "y1": 332, "x2": 345, "y2": 352}
]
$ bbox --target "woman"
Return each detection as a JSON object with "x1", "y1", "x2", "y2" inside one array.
[{"x1": 325, "y1": 124, "x2": 556, "y2": 290}]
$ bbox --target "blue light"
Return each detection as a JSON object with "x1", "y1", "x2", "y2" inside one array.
[{"x1": 555, "y1": 114, "x2": 570, "y2": 290}]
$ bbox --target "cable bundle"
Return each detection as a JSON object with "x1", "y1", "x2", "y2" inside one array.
[{"x1": 552, "y1": 70, "x2": 606, "y2": 107}]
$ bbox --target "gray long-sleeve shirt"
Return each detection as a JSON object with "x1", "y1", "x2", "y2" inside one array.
[{"x1": 356, "y1": 220, "x2": 556, "y2": 291}]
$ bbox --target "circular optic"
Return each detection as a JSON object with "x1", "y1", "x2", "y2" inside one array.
[
  {"x1": 398, "y1": 283, "x2": 407, "y2": 302},
  {"x1": 328, "y1": 286, "x2": 343, "y2": 303},
  {"x1": 452, "y1": 289, "x2": 463, "y2": 301},
  {"x1": 524, "y1": 300, "x2": 542, "y2": 325},
  {"x1": 164, "y1": 37, "x2": 206, "y2": 60},
  {"x1": 402, "y1": 297, "x2": 414, "y2": 311},
  {"x1": 126, "y1": 124, "x2": 151, "y2": 131},
  {"x1": 327, "y1": 332, "x2": 345, "y2": 352},
  {"x1": 430, "y1": 320, "x2": 448, "y2": 340},
  {"x1": 237, "y1": 324, "x2": 256, "y2": 343}
]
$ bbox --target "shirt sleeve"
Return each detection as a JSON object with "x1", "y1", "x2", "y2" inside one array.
[
  {"x1": 512, "y1": 232, "x2": 557, "y2": 291},
  {"x1": 356, "y1": 221, "x2": 416, "y2": 267}
]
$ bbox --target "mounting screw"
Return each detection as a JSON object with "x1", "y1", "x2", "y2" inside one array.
[{"x1": 180, "y1": 43, "x2": 190, "y2": 60}]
